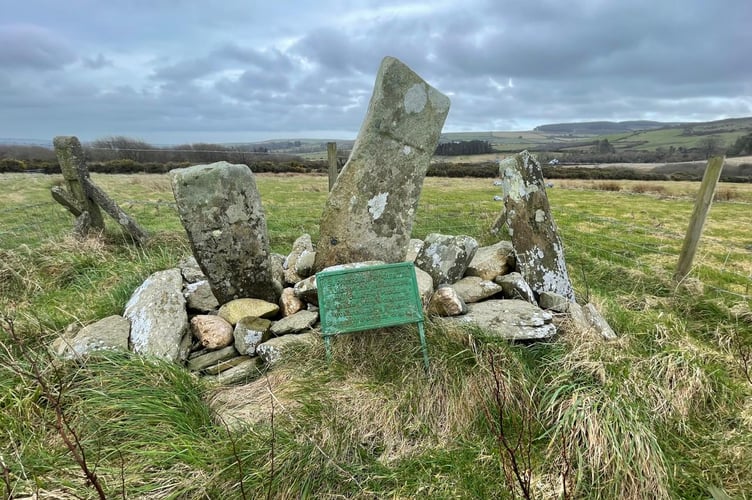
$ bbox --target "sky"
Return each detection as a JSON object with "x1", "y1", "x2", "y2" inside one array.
[{"x1": 2, "y1": 0, "x2": 751, "y2": 145}]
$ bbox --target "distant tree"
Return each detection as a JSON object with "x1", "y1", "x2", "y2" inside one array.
[
  {"x1": 727, "y1": 133, "x2": 752, "y2": 156},
  {"x1": 595, "y1": 138, "x2": 615, "y2": 154},
  {"x1": 697, "y1": 136, "x2": 724, "y2": 159}
]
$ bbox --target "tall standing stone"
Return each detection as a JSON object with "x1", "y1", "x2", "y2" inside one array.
[
  {"x1": 314, "y1": 56, "x2": 450, "y2": 270},
  {"x1": 170, "y1": 162, "x2": 281, "y2": 303},
  {"x1": 499, "y1": 151, "x2": 575, "y2": 302}
]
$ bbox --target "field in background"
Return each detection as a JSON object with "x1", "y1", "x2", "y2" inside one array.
[{"x1": 1, "y1": 172, "x2": 751, "y2": 498}]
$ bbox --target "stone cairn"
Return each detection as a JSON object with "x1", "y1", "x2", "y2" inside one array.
[{"x1": 51, "y1": 57, "x2": 615, "y2": 384}]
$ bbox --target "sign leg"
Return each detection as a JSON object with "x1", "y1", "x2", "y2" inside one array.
[{"x1": 418, "y1": 322, "x2": 429, "y2": 371}]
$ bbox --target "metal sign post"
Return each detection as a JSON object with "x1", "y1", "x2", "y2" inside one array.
[{"x1": 316, "y1": 262, "x2": 429, "y2": 370}]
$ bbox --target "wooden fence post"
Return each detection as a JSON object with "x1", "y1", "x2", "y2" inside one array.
[
  {"x1": 327, "y1": 142, "x2": 337, "y2": 191},
  {"x1": 675, "y1": 155, "x2": 725, "y2": 281}
]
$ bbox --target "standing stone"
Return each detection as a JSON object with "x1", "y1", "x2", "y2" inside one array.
[
  {"x1": 315, "y1": 57, "x2": 451, "y2": 270},
  {"x1": 124, "y1": 269, "x2": 188, "y2": 362},
  {"x1": 170, "y1": 162, "x2": 280, "y2": 303},
  {"x1": 414, "y1": 233, "x2": 478, "y2": 287},
  {"x1": 499, "y1": 151, "x2": 575, "y2": 302}
]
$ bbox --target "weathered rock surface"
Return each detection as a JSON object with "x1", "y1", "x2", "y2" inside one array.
[
  {"x1": 284, "y1": 234, "x2": 314, "y2": 284},
  {"x1": 495, "y1": 272, "x2": 537, "y2": 303},
  {"x1": 414, "y1": 266, "x2": 434, "y2": 305},
  {"x1": 499, "y1": 151, "x2": 574, "y2": 302},
  {"x1": 270, "y1": 310, "x2": 319, "y2": 336},
  {"x1": 428, "y1": 285, "x2": 468, "y2": 316},
  {"x1": 187, "y1": 345, "x2": 239, "y2": 371},
  {"x1": 448, "y1": 299, "x2": 556, "y2": 340},
  {"x1": 539, "y1": 292, "x2": 570, "y2": 312},
  {"x1": 465, "y1": 241, "x2": 515, "y2": 281},
  {"x1": 315, "y1": 57, "x2": 450, "y2": 270},
  {"x1": 170, "y1": 161, "x2": 280, "y2": 303},
  {"x1": 583, "y1": 303, "x2": 617, "y2": 340},
  {"x1": 404, "y1": 238, "x2": 425, "y2": 263},
  {"x1": 414, "y1": 233, "x2": 478, "y2": 287},
  {"x1": 453, "y1": 276, "x2": 503, "y2": 304},
  {"x1": 203, "y1": 355, "x2": 252, "y2": 376},
  {"x1": 190, "y1": 315, "x2": 234, "y2": 350},
  {"x1": 184, "y1": 280, "x2": 219, "y2": 311},
  {"x1": 218, "y1": 298, "x2": 279, "y2": 325},
  {"x1": 52, "y1": 315, "x2": 130, "y2": 359},
  {"x1": 179, "y1": 256, "x2": 205, "y2": 283},
  {"x1": 233, "y1": 317, "x2": 271, "y2": 355},
  {"x1": 124, "y1": 269, "x2": 188, "y2": 362},
  {"x1": 279, "y1": 287, "x2": 304, "y2": 316},
  {"x1": 270, "y1": 253, "x2": 286, "y2": 291},
  {"x1": 205, "y1": 357, "x2": 262, "y2": 385},
  {"x1": 295, "y1": 251, "x2": 316, "y2": 278},
  {"x1": 257, "y1": 332, "x2": 318, "y2": 365}
]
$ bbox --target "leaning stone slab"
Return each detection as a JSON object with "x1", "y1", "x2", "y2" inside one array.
[
  {"x1": 218, "y1": 298, "x2": 279, "y2": 325},
  {"x1": 583, "y1": 303, "x2": 617, "y2": 340},
  {"x1": 453, "y1": 276, "x2": 503, "y2": 304},
  {"x1": 124, "y1": 269, "x2": 188, "y2": 362},
  {"x1": 495, "y1": 272, "x2": 537, "y2": 303},
  {"x1": 315, "y1": 56, "x2": 450, "y2": 270},
  {"x1": 499, "y1": 151, "x2": 575, "y2": 302},
  {"x1": 52, "y1": 315, "x2": 130, "y2": 360},
  {"x1": 446, "y1": 299, "x2": 556, "y2": 340},
  {"x1": 257, "y1": 332, "x2": 318, "y2": 366},
  {"x1": 414, "y1": 233, "x2": 478, "y2": 287},
  {"x1": 270, "y1": 310, "x2": 319, "y2": 336},
  {"x1": 170, "y1": 161, "x2": 280, "y2": 303},
  {"x1": 465, "y1": 241, "x2": 515, "y2": 281}
]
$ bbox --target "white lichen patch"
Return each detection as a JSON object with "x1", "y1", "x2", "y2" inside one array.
[
  {"x1": 402, "y1": 145, "x2": 412, "y2": 155},
  {"x1": 367, "y1": 192, "x2": 389, "y2": 220},
  {"x1": 535, "y1": 209, "x2": 546, "y2": 223},
  {"x1": 404, "y1": 84, "x2": 427, "y2": 114},
  {"x1": 500, "y1": 161, "x2": 538, "y2": 202}
]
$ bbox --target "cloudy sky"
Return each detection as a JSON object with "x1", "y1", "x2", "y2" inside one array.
[{"x1": 2, "y1": 0, "x2": 751, "y2": 144}]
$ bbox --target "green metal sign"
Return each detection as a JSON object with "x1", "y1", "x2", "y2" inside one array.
[{"x1": 317, "y1": 262, "x2": 429, "y2": 369}]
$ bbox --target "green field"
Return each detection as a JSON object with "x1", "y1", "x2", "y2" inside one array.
[{"x1": 1, "y1": 173, "x2": 751, "y2": 498}]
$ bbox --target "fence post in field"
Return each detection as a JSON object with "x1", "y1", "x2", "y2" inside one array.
[
  {"x1": 675, "y1": 155, "x2": 725, "y2": 281},
  {"x1": 327, "y1": 142, "x2": 338, "y2": 191},
  {"x1": 53, "y1": 136, "x2": 106, "y2": 233}
]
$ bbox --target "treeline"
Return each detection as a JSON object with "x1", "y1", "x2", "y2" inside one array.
[{"x1": 435, "y1": 140, "x2": 494, "y2": 156}]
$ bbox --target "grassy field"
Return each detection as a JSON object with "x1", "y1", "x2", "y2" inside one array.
[{"x1": 1, "y1": 172, "x2": 751, "y2": 498}]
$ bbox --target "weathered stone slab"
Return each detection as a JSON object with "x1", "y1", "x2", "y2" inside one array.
[
  {"x1": 446, "y1": 299, "x2": 556, "y2": 340},
  {"x1": 270, "y1": 310, "x2": 319, "y2": 336},
  {"x1": 499, "y1": 151, "x2": 574, "y2": 301},
  {"x1": 184, "y1": 280, "x2": 219, "y2": 311},
  {"x1": 203, "y1": 355, "x2": 251, "y2": 376},
  {"x1": 465, "y1": 241, "x2": 515, "y2": 281},
  {"x1": 284, "y1": 234, "x2": 314, "y2": 284},
  {"x1": 414, "y1": 233, "x2": 478, "y2": 287},
  {"x1": 583, "y1": 303, "x2": 617, "y2": 340},
  {"x1": 404, "y1": 238, "x2": 425, "y2": 263},
  {"x1": 205, "y1": 357, "x2": 262, "y2": 385},
  {"x1": 539, "y1": 292, "x2": 570, "y2": 312},
  {"x1": 315, "y1": 57, "x2": 450, "y2": 270},
  {"x1": 52, "y1": 315, "x2": 130, "y2": 359},
  {"x1": 257, "y1": 332, "x2": 318, "y2": 366},
  {"x1": 124, "y1": 269, "x2": 188, "y2": 362},
  {"x1": 414, "y1": 266, "x2": 434, "y2": 305},
  {"x1": 218, "y1": 298, "x2": 279, "y2": 325},
  {"x1": 495, "y1": 272, "x2": 537, "y2": 303},
  {"x1": 179, "y1": 256, "x2": 205, "y2": 283},
  {"x1": 187, "y1": 345, "x2": 239, "y2": 371},
  {"x1": 233, "y1": 317, "x2": 271, "y2": 355},
  {"x1": 170, "y1": 161, "x2": 280, "y2": 303},
  {"x1": 453, "y1": 276, "x2": 503, "y2": 304}
]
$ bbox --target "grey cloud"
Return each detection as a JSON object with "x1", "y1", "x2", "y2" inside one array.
[
  {"x1": 0, "y1": 24, "x2": 76, "y2": 70},
  {"x1": 82, "y1": 53, "x2": 113, "y2": 69}
]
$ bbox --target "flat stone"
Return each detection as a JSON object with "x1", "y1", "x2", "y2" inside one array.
[
  {"x1": 428, "y1": 285, "x2": 467, "y2": 317},
  {"x1": 218, "y1": 298, "x2": 279, "y2": 325},
  {"x1": 447, "y1": 299, "x2": 556, "y2": 340},
  {"x1": 539, "y1": 292, "x2": 570, "y2": 312},
  {"x1": 495, "y1": 272, "x2": 537, "y2": 303},
  {"x1": 202, "y1": 355, "x2": 252, "y2": 376},
  {"x1": 233, "y1": 317, "x2": 271, "y2": 355},
  {"x1": 124, "y1": 268, "x2": 188, "y2": 362},
  {"x1": 184, "y1": 280, "x2": 219, "y2": 312},
  {"x1": 257, "y1": 332, "x2": 318, "y2": 366},
  {"x1": 453, "y1": 276, "x2": 502, "y2": 303},
  {"x1": 499, "y1": 151, "x2": 574, "y2": 301},
  {"x1": 465, "y1": 240, "x2": 515, "y2": 281},
  {"x1": 187, "y1": 345, "x2": 239, "y2": 371},
  {"x1": 170, "y1": 161, "x2": 280, "y2": 303},
  {"x1": 315, "y1": 57, "x2": 450, "y2": 270},
  {"x1": 270, "y1": 310, "x2": 319, "y2": 336},
  {"x1": 52, "y1": 315, "x2": 130, "y2": 359},
  {"x1": 205, "y1": 358, "x2": 263, "y2": 385},
  {"x1": 190, "y1": 315, "x2": 234, "y2": 350},
  {"x1": 414, "y1": 233, "x2": 478, "y2": 287}
]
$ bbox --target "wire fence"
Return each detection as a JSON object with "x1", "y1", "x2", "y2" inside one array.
[{"x1": 1, "y1": 188, "x2": 750, "y2": 302}]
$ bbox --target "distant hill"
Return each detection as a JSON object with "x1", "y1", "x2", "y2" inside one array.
[{"x1": 533, "y1": 121, "x2": 678, "y2": 135}]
